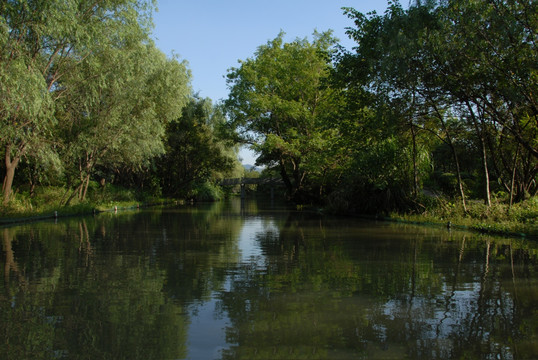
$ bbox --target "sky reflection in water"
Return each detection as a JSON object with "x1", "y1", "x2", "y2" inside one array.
[{"x1": 1, "y1": 199, "x2": 537, "y2": 359}]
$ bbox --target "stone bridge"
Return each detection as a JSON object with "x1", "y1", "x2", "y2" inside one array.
[
  {"x1": 219, "y1": 177, "x2": 283, "y2": 186},
  {"x1": 219, "y1": 177, "x2": 284, "y2": 198}
]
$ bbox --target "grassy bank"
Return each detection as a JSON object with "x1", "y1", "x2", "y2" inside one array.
[
  {"x1": 0, "y1": 180, "x2": 228, "y2": 224},
  {"x1": 2, "y1": 184, "x2": 536, "y2": 241},
  {"x1": 0, "y1": 183, "x2": 171, "y2": 224},
  {"x1": 390, "y1": 196, "x2": 538, "y2": 239}
]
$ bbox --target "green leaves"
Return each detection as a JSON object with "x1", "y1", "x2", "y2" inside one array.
[
  {"x1": 157, "y1": 96, "x2": 238, "y2": 198},
  {"x1": 336, "y1": 0, "x2": 538, "y2": 210},
  {"x1": 56, "y1": 38, "x2": 191, "y2": 202},
  {"x1": 0, "y1": 0, "x2": 191, "y2": 204},
  {"x1": 225, "y1": 31, "x2": 343, "y2": 202}
]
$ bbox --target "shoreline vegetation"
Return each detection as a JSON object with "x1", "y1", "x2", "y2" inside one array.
[
  {"x1": 1, "y1": 1, "x2": 536, "y2": 242},
  {"x1": 0, "y1": 184, "x2": 171, "y2": 225},
  {"x1": 1, "y1": 184, "x2": 536, "y2": 241},
  {"x1": 390, "y1": 202, "x2": 538, "y2": 240}
]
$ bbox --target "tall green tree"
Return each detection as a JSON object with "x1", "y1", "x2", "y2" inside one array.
[
  {"x1": 335, "y1": 2, "x2": 441, "y2": 212},
  {"x1": 225, "y1": 31, "x2": 343, "y2": 203},
  {"x1": 158, "y1": 96, "x2": 240, "y2": 198},
  {"x1": 56, "y1": 40, "x2": 190, "y2": 204},
  {"x1": 340, "y1": 0, "x2": 537, "y2": 210},
  {"x1": 432, "y1": 0, "x2": 538, "y2": 201},
  {"x1": 0, "y1": 0, "x2": 157, "y2": 205}
]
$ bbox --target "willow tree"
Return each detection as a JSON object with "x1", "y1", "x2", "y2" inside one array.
[
  {"x1": 56, "y1": 40, "x2": 191, "y2": 203},
  {"x1": 0, "y1": 0, "x2": 157, "y2": 205},
  {"x1": 225, "y1": 31, "x2": 343, "y2": 203}
]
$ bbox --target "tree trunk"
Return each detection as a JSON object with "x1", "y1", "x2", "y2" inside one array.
[
  {"x1": 509, "y1": 145, "x2": 519, "y2": 208},
  {"x1": 78, "y1": 162, "x2": 85, "y2": 200},
  {"x1": 291, "y1": 157, "x2": 306, "y2": 202},
  {"x1": 467, "y1": 101, "x2": 491, "y2": 206},
  {"x1": 278, "y1": 157, "x2": 294, "y2": 199},
  {"x1": 60, "y1": 179, "x2": 73, "y2": 205},
  {"x1": 65, "y1": 183, "x2": 83, "y2": 206},
  {"x1": 480, "y1": 134, "x2": 492, "y2": 207},
  {"x1": 81, "y1": 173, "x2": 91, "y2": 201},
  {"x1": 411, "y1": 124, "x2": 419, "y2": 198},
  {"x1": 78, "y1": 152, "x2": 96, "y2": 202},
  {"x1": 434, "y1": 106, "x2": 467, "y2": 212},
  {"x1": 3, "y1": 145, "x2": 22, "y2": 206},
  {"x1": 451, "y1": 143, "x2": 467, "y2": 212}
]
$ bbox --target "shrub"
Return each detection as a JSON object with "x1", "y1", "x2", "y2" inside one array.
[{"x1": 189, "y1": 181, "x2": 223, "y2": 202}]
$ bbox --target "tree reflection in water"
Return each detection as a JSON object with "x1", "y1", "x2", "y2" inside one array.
[
  {"x1": 0, "y1": 200, "x2": 537, "y2": 359},
  {"x1": 217, "y1": 211, "x2": 538, "y2": 359}
]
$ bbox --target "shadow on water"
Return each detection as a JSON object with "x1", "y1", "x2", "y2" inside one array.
[{"x1": 1, "y1": 198, "x2": 537, "y2": 359}]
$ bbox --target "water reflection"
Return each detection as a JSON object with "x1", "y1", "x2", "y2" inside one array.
[{"x1": 0, "y1": 199, "x2": 537, "y2": 359}]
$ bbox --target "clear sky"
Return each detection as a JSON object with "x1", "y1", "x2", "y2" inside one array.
[{"x1": 151, "y1": 0, "x2": 391, "y2": 165}]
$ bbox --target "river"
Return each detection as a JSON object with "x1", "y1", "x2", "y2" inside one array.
[{"x1": 1, "y1": 198, "x2": 537, "y2": 359}]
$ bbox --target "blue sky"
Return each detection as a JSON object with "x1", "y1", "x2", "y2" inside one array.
[{"x1": 151, "y1": 0, "x2": 391, "y2": 165}]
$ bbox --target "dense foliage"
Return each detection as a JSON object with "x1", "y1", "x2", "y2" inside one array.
[
  {"x1": 225, "y1": 0, "x2": 537, "y2": 218},
  {"x1": 157, "y1": 96, "x2": 241, "y2": 200},
  {"x1": 1, "y1": 0, "x2": 536, "y2": 223},
  {"x1": 0, "y1": 0, "x2": 240, "y2": 209},
  {"x1": 225, "y1": 31, "x2": 344, "y2": 203}
]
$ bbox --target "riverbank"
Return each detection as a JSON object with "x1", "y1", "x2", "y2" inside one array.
[
  {"x1": 387, "y1": 197, "x2": 538, "y2": 240},
  {"x1": 2, "y1": 185, "x2": 536, "y2": 240},
  {"x1": 0, "y1": 200, "x2": 187, "y2": 226},
  {"x1": 0, "y1": 184, "x2": 184, "y2": 226}
]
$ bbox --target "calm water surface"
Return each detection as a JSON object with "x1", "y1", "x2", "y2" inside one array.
[{"x1": 1, "y1": 199, "x2": 537, "y2": 359}]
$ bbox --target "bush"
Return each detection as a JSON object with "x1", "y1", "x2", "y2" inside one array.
[
  {"x1": 510, "y1": 197, "x2": 538, "y2": 225},
  {"x1": 33, "y1": 185, "x2": 61, "y2": 200},
  {"x1": 87, "y1": 182, "x2": 142, "y2": 205},
  {"x1": 189, "y1": 181, "x2": 223, "y2": 202}
]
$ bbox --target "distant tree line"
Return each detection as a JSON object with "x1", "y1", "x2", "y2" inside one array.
[
  {"x1": 0, "y1": 0, "x2": 240, "y2": 207},
  {"x1": 225, "y1": 0, "x2": 537, "y2": 212}
]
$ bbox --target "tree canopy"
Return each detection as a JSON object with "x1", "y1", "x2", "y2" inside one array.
[
  {"x1": 1, "y1": 0, "x2": 536, "y2": 214},
  {"x1": 225, "y1": 31, "x2": 344, "y2": 202},
  {"x1": 0, "y1": 0, "x2": 240, "y2": 207},
  {"x1": 224, "y1": 0, "x2": 537, "y2": 211}
]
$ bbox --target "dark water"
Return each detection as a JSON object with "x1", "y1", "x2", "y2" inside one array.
[{"x1": 1, "y1": 198, "x2": 537, "y2": 359}]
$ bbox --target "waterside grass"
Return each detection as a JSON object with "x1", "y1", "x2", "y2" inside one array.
[
  {"x1": 2, "y1": 184, "x2": 536, "y2": 241},
  {"x1": 390, "y1": 196, "x2": 538, "y2": 239},
  {"x1": 0, "y1": 184, "x2": 172, "y2": 224}
]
